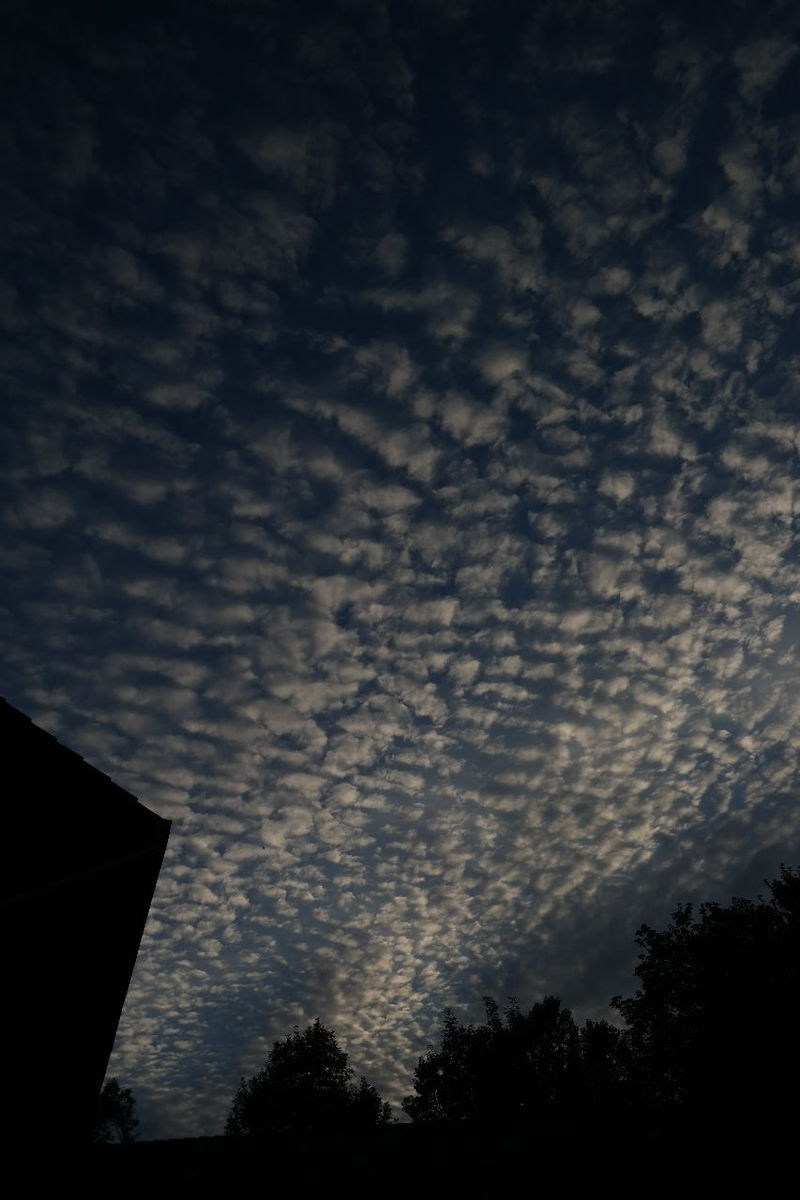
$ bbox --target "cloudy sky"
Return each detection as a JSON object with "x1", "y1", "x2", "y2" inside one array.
[{"x1": 4, "y1": 0, "x2": 800, "y2": 1139}]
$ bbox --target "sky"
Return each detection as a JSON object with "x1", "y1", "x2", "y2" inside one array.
[{"x1": 4, "y1": 0, "x2": 800, "y2": 1140}]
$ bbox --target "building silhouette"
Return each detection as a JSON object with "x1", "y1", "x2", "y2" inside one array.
[{"x1": 1, "y1": 698, "x2": 170, "y2": 1180}]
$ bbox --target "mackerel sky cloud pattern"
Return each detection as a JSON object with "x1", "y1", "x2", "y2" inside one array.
[{"x1": 3, "y1": 0, "x2": 800, "y2": 1137}]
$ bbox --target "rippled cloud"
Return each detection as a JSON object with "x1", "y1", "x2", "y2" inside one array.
[{"x1": 3, "y1": 0, "x2": 800, "y2": 1137}]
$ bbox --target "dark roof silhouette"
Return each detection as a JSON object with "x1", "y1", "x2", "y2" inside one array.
[{"x1": 1, "y1": 698, "x2": 170, "y2": 1183}]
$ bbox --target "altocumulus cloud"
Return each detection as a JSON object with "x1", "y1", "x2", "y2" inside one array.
[{"x1": 3, "y1": 0, "x2": 800, "y2": 1137}]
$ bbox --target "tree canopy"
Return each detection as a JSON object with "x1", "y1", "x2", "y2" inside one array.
[
  {"x1": 403, "y1": 866, "x2": 800, "y2": 1134},
  {"x1": 611, "y1": 863, "x2": 800, "y2": 1124},
  {"x1": 402, "y1": 995, "x2": 628, "y2": 1124},
  {"x1": 225, "y1": 1019, "x2": 391, "y2": 1136},
  {"x1": 92, "y1": 1078, "x2": 139, "y2": 1144}
]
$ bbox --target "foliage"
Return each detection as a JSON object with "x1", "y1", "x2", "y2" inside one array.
[
  {"x1": 611, "y1": 864, "x2": 800, "y2": 1118},
  {"x1": 403, "y1": 868, "x2": 800, "y2": 1128},
  {"x1": 349, "y1": 1075, "x2": 393, "y2": 1127},
  {"x1": 92, "y1": 1078, "x2": 139, "y2": 1144},
  {"x1": 402, "y1": 995, "x2": 604, "y2": 1123},
  {"x1": 575, "y1": 1017, "x2": 631, "y2": 1112},
  {"x1": 225, "y1": 1019, "x2": 391, "y2": 1136}
]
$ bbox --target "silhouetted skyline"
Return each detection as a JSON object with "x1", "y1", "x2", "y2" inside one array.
[{"x1": 3, "y1": 0, "x2": 800, "y2": 1138}]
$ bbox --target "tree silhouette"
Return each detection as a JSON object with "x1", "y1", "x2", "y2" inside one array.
[
  {"x1": 348, "y1": 1075, "x2": 393, "y2": 1126},
  {"x1": 402, "y1": 866, "x2": 800, "y2": 1143},
  {"x1": 92, "y1": 1078, "x2": 139, "y2": 1144},
  {"x1": 402, "y1": 995, "x2": 589, "y2": 1124},
  {"x1": 225, "y1": 1019, "x2": 391, "y2": 1136},
  {"x1": 611, "y1": 864, "x2": 800, "y2": 1130},
  {"x1": 574, "y1": 1017, "x2": 631, "y2": 1115}
]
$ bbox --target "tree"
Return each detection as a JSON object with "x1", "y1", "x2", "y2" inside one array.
[
  {"x1": 611, "y1": 864, "x2": 800, "y2": 1128},
  {"x1": 225, "y1": 1019, "x2": 391, "y2": 1136},
  {"x1": 402, "y1": 995, "x2": 585, "y2": 1124},
  {"x1": 92, "y1": 1078, "x2": 139, "y2": 1144},
  {"x1": 574, "y1": 1017, "x2": 631, "y2": 1114},
  {"x1": 349, "y1": 1075, "x2": 393, "y2": 1127}
]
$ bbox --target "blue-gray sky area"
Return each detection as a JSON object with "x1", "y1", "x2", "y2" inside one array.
[{"x1": 4, "y1": 0, "x2": 800, "y2": 1139}]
